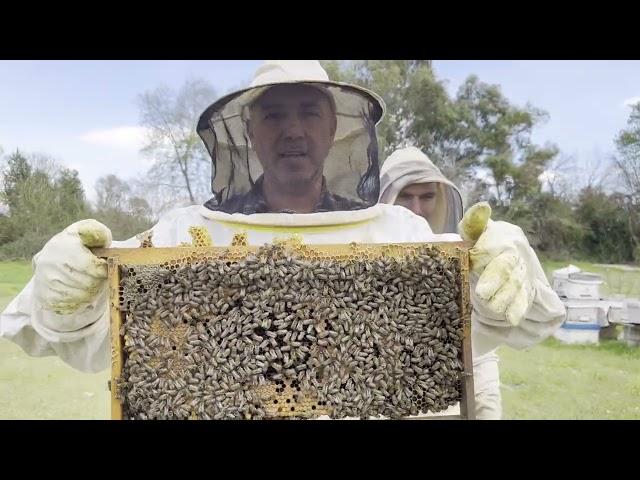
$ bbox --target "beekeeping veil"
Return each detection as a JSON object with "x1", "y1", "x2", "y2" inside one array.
[
  {"x1": 379, "y1": 146, "x2": 464, "y2": 234},
  {"x1": 197, "y1": 60, "x2": 385, "y2": 213}
]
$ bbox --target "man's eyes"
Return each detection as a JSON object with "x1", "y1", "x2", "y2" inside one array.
[
  {"x1": 398, "y1": 193, "x2": 435, "y2": 201},
  {"x1": 263, "y1": 110, "x2": 320, "y2": 120},
  {"x1": 264, "y1": 112, "x2": 285, "y2": 120}
]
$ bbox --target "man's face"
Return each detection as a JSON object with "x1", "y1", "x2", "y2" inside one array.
[
  {"x1": 395, "y1": 182, "x2": 438, "y2": 221},
  {"x1": 247, "y1": 84, "x2": 337, "y2": 192}
]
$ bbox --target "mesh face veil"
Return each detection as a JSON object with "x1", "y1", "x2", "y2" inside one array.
[{"x1": 196, "y1": 61, "x2": 385, "y2": 214}]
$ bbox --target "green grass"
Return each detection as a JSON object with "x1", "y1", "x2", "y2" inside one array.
[
  {"x1": 499, "y1": 260, "x2": 640, "y2": 419},
  {"x1": 1, "y1": 260, "x2": 639, "y2": 419},
  {"x1": 0, "y1": 260, "x2": 109, "y2": 419},
  {"x1": 499, "y1": 337, "x2": 640, "y2": 419},
  {"x1": 0, "y1": 340, "x2": 110, "y2": 419},
  {"x1": 0, "y1": 261, "x2": 34, "y2": 311}
]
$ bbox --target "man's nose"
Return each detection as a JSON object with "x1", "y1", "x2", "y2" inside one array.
[
  {"x1": 283, "y1": 115, "x2": 305, "y2": 140},
  {"x1": 409, "y1": 197, "x2": 424, "y2": 218}
]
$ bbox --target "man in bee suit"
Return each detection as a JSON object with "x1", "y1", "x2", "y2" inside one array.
[
  {"x1": 379, "y1": 146, "x2": 566, "y2": 419},
  {"x1": 0, "y1": 60, "x2": 561, "y2": 419},
  {"x1": 0, "y1": 60, "x2": 439, "y2": 372}
]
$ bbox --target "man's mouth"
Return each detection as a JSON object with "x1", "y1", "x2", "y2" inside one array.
[{"x1": 280, "y1": 151, "x2": 307, "y2": 158}]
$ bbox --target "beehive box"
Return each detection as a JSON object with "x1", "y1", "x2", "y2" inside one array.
[{"x1": 95, "y1": 234, "x2": 474, "y2": 420}]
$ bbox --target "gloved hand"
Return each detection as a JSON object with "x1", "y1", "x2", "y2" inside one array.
[
  {"x1": 33, "y1": 219, "x2": 112, "y2": 316},
  {"x1": 458, "y1": 202, "x2": 534, "y2": 326}
]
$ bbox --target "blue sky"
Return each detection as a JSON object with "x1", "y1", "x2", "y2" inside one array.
[{"x1": 1, "y1": 60, "x2": 639, "y2": 201}]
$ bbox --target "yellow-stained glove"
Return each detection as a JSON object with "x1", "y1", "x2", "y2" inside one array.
[
  {"x1": 32, "y1": 219, "x2": 112, "y2": 316},
  {"x1": 458, "y1": 202, "x2": 534, "y2": 326}
]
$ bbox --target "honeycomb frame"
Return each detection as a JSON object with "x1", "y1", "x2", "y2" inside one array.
[{"x1": 95, "y1": 238, "x2": 474, "y2": 420}]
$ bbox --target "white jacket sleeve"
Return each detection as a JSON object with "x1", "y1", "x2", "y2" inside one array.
[
  {"x1": 384, "y1": 206, "x2": 564, "y2": 354},
  {"x1": 0, "y1": 280, "x2": 112, "y2": 372},
  {"x1": 0, "y1": 236, "x2": 140, "y2": 373},
  {"x1": 0, "y1": 208, "x2": 200, "y2": 373},
  {"x1": 471, "y1": 242, "x2": 566, "y2": 354}
]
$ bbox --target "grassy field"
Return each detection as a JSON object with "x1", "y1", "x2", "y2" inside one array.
[
  {"x1": 1, "y1": 259, "x2": 639, "y2": 420},
  {"x1": 0, "y1": 261, "x2": 109, "y2": 419},
  {"x1": 0, "y1": 261, "x2": 33, "y2": 310},
  {"x1": 0, "y1": 340, "x2": 110, "y2": 419},
  {"x1": 501, "y1": 259, "x2": 640, "y2": 419},
  {"x1": 499, "y1": 337, "x2": 640, "y2": 419}
]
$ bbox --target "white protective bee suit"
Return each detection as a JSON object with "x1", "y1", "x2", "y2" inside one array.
[
  {"x1": 0, "y1": 62, "x2": 454, "y2": 376},
  {"x1": 0, "y1": 61, "x2": 564, "y2": 420},
  {"x1": 379, "y1": 146, "x2": 566, "y2": 419}
]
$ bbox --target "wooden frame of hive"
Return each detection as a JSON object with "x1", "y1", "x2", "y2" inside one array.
[{"x1": 95, "y1": 241, "x2": 475, "y2": 420}]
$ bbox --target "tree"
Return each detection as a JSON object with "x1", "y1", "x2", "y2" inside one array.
[
  {"x1": 575, "y1": 187, "x2": 636, "y2": 263},
  {"x1": 615, "y1": 102, "x2": 640, "y2": 199},
  {"x1": 322, "y1": 61, "x2": 583, "y2": 257},
  {"x1": 449, "y1": 76, "x2": 556, "y2": 207},
  {"x1": 0, "y1": 151, "x2": 90, "y2": 259},
  {"x1": 93, "y1": 174, "x2": 153, "y2": 241},
  {"x1": 1, "y1": 150, "x2": 32, "y2": 213},
  {"x1": 530, "y1": 193, "x2": 584, "y2": 258},
  {"x1": 53, "y1": 169, "x2": 87, "y2": 225},
  {"x1": 137, "y1": 78, "x2": 217, "y2": 206},
  {"x1": 614, "y1": 102, "x2": 640, "y2": 259},
  {"x1": 322, "y1": 61, "x2": 454, "y2": 167},
  {"x1": 96, "y1": 174, "x2": 132, "y2": 212},
  {"x1": 542, "y1": 152, "x2": 615, "y2": 202},
  {"x1": 322, "y1": 62, "x2": 555, "y2": 190}
]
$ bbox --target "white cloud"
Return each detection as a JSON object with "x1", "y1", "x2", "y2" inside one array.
[
  {"x1": 79, "y1": 126, "x2": 149, "y2": 150},
  {"x1": 623, "y1": 96, "x2": 640, "y2": 107}
]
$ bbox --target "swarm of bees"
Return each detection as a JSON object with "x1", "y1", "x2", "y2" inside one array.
[{"x1": 117, "y1": 243, "x2": 466, "y2": 420}]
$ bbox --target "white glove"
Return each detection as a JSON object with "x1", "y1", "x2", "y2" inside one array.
[
  {"x1": 33, "y1": 219, "x2": 112, "y2": 316},
  {"x1": 458, "y1": 202, "x2": 534, "y2": 326}
]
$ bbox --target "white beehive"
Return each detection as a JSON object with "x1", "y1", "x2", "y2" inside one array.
[
  {"x1": 625, "y1": 299, "x2": 640, "y2": 325},
  {"x1": 554, "y1": 324, "x2": 601, "y2": 345},
  {"x1": 606, "y1": 298, "x2": 640, "y2": 325},
  {"x1": 563, "y1": 299, "x2": 609, "y2": 326},
  {"x1": 607, "y1": 298, "x2": 629, "y2": 324},
  {"x1": 552, "y1": 265, "x2": 604, "y2": 300}
]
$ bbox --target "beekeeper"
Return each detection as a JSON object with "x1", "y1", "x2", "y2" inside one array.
[
  {"x1": 1, "y1": 60, "x2": 560, "y2": 420},
  {"x1": 379, "y1": 146, "x2": 566, "y2": 419},
  {"x1": 0, "y1": 60, "x2": 437, "y2": 372}
]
